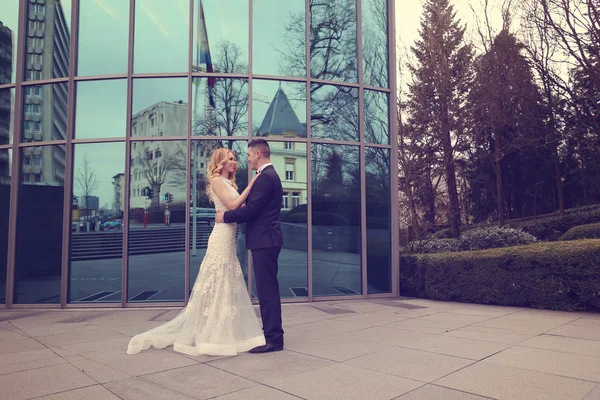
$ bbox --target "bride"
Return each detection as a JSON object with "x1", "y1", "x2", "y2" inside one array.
[{"x1": 127, "y1": 148, "x2": 266, "y2": 356}]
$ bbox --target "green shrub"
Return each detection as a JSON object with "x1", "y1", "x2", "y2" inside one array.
[
  {"x1": 520, "y1": 208, "x2": 600, "y2": 241},
  {"x1": 400, "y1": 239, "x2": 600, "y2": 311},
  {"x1": 560, "y1": 223, "x2": 600, "y2": 241},
  {"x1": 458, "y1": 227, "x2": 537, "y2": 250}
]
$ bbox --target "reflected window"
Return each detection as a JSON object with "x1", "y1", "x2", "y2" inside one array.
[
  {"x1": 362, "y1": 0, "x2": 389, "y2": 88},
  {"x1": 70, "y1": 143, "x2": 125, "y2": 303},
  {"x1": 0, "y1": 1, "x2": 20, "y2": 83},
  {"x1": 310, "y1": 0, "x2": 358, "y2": 83},
  {"x1": 253, "y1": 0, "x2": 304, "y2": 77},
  {"x1": 21, "y1": 83, "x2": 69, "y2": 143},
  {"x1": 23, "y1": 0, "x2": 72, "y2": 81},
  {"x1": 77, "y1": 0, "x2": 129, "y2": 76},
  {"x1": 282, "y1": 192, "x2": 289, "y2": 210},
  {"x1": 0, "y1": 88, "x2": 15, "y2": 145},
  {"x1": 311, "y1": 143, "x2": 361, "y2": 296},
  {"x1": 75, "y1": 79, "x2": 127, "y2": 139},
  {"x1": 132, "y1": 78, "x2": 188, "y2": 137},
  {"x1": 285, "y1": 161, "x2": 295, "y2": 181},
  {"x1": 311, "y1": 84, "x2": 359, "y2": 142},
  {"x1": 134, "y1": 0, "x2": 189, "y2": 73},
  {"x1": 128, "y1": 140, "x2": 187, "y2": 302},
  {"x1": 364, "y1": 90, "x2": 389, "y2": 144},
  {"x1": 193, "y1": 0, "x2": 248, "y2": 75},
  {"x1": 365, "y1": 147, "x2": 391, "y2": 294},
  {"x1": 15, "y1": 145, "x2": 66, "y2": 303},
  {"x1": 192, "y1": 77, "x2": 248, "y2": 137}
]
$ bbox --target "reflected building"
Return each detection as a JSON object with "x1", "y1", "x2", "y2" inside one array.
[
  {"x1": 0, "y1": 22, "x2": 13, "y2": 183},
  {"x1": 112, "y1": 173, "x2": 124, "y2": 216},
  {"x1": 21, "y1": 0, "x2": 69, "y2": 185},
  {"x1": 256, "y1": 86, "x2": 308, "y2": 210}
]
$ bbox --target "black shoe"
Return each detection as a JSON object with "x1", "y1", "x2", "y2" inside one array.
[{"x1": 249, "y1": 342, "x2": 284, "y2": 354}]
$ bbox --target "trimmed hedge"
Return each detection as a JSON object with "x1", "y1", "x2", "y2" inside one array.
[
  {"x1": 400, "y1": 239, "x2": 600, "y2": 311},
  {"x1": 520, "y1": 208, "x2": 600, "y2": 241},
  {"x1": 560, "y1": 223, "x2": 600, "y2": 241}
]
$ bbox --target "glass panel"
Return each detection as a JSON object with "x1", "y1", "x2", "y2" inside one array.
[
  {"x1": 253, "y1": 0, "x2": 305, "y2": 77},
  {"x1": 134, "y1": 0, "x2": 189, "y2": 73},
  {"x1": 189, "y1": 140, "x2": 250, "y2": 291},
  {"x1": 23, "y1": 0, "x2": 72, "y2": 81},
  {"x1": 128, "y1": 140, "x2": 187, "y2": 302},
  {"x1": 0, "y1": 148, "x2": 10, "y2": 302},
  {"x1": 311, "y1": 84, "x2": 359, "y2": 141},
  {"x1": 364, "y1": 89, "x2": 389, "y2": 144},
  {"x1": 310, "y1": 0, "x2": 358, "y2": 83},
  {"x1": 0, "y1": 1, "x2": 19, "y2": 83},
  {"x1": 15, "y1": 144, "x2": 66, "y2": 303},
  {"x1": 252, "y1": 80, "x2": 306, "y2": 138},
  {"x1": 191, "y1": 77, "x2": 248, "y2": 137},
  {"x1": 365, "y1": 147, "x2": 391, "y2": 294},
  {"x1": 132, "y1": 78, "x2": 188, "y2": 138},
  {"x1": 193, "y1": 0, "x2": 248, "y2": 75},
  {"x1": 21, "y1": 83, "x2": 69, "y2": 142},
  {"x1": 70, "y1": 142, "x2": 125, "y2": 303},
  {"x1": 75, "y1": 79, "x2": 127, "y2": 139},
  {"x1": 311, "y1": 143, "x2": 361, "y2": 296},
  {"x1": 0, "y1": 88, "x2": 14, "y2": 145},
  {"x1": 362, "y1": 0, "x2": 388, "y2": 88},
  {"x1": 77, "y1": 0, "x2": 129, "y2": 76}
]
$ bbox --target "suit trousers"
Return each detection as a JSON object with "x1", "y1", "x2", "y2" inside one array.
[{"x1": 251, "y1": 247, "x2": 284, "y2": 345}]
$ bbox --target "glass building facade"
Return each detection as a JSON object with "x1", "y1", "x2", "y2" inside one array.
[{"x1": 0, "y1": 0, "x2": 398, "y2": 308}]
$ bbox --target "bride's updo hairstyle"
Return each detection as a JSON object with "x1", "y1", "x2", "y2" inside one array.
[{"x1": 205, "y1": 148, "x2": 238, "y2": 201}]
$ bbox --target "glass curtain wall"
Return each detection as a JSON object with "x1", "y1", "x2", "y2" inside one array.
[{"x1": 0, "y1": 0, "x2": 397, "y2": 307}]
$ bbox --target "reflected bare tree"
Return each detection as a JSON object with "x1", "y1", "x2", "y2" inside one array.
[{"x1": 136, "y1": 142, "x2": 186, "y2": 208}]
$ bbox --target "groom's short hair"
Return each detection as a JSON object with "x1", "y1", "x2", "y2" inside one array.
[{"x1": 248, "y1": 139, "x2": 270, "y2": 158}]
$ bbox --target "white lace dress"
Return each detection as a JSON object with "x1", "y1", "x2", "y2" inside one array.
[{"x1": 127, "y1": 177, "x2": 266, "y2": 356}]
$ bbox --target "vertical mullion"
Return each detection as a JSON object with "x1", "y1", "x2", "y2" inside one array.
[
  {"x1": 122, "y1": 0, "x2": 136, "y2": 307},
  {"x1": 60, "y1": 0, "x2": 80, "y2": 307},
  {"x1": 185, "y1": 0, "x2": 194, "y2": 303},
  {"x1": 247, "y1": 0, "x2": 254, "y2": 296},
  {"x1": 388, "y1": 0, "x2": 399, "y2": 297},
  {"x1": 5, "y1": 0, "x2": 28, "y2": 308},
  {"x1": 305, "y1": 0, "x2": 312, "y2": 301}
]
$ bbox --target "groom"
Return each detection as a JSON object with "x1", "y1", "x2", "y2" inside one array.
[{"x1": 215, "y1": 139, "x2": 284, "y2": 353}]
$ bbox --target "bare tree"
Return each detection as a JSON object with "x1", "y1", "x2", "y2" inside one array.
[
  {"x1": 136, "y1": 143, "x2": 186, "y2": 209},
  {"x1": 75, "y1": 154, "x2": 100, "y2": 223}
]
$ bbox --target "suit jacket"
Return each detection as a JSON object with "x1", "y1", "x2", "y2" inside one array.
[{"x1": 223, "y1": 165, "x2": 284, "y2": 250}]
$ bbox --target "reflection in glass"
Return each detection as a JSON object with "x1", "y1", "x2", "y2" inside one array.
[
  {"x1": 15, "y1": 145, "x2": 66, "y2": 303},
  {"x1": 21, "y1": 83, "x2": 69, "y2": 143},
  {"x1": 77, "y1": 0, "x2": 129, "y2": 76},
  {"x1": 365, "y1": 147, "x2": 391, "y2": 294},
  {"x1": 23, "y1": 0, "x2": 72, "y2": 81},
  {"x1": 0, "y1": 1, "x2": 19, "y2": 83},
  {"x1": 0, "y1": 149, "x2": 10, "y2": 302},
  {"x1": 253, "y1": 0, "x2": 305, "y2": 77},
  {"x1": 70, "y1": 143, "x2": 125, "y2": 303},
  {"x1": 75, "y1": 79, "x2": 127, "y2": 139},
  {"x1": 128, "y1": 140, "x2": 187, "y2": 302},
  {"x1": 189, "y1": 140, "x2": 249, "y2": 291},
  {"x1": 362, "y1": 0, "x2": 388, "y2": 88},
  {"x1": 134, "y1": 0, "x2": 189, "y2": 73},
  {"x1": 0, "y1": 88, "x2": 14, "y2": 145},
  {"x1": 191, "y1": 77, "x2": 248, "y2": 137},
  {"x1": 309, "y1": 0, "x2": 358, "y2": 83},
  {"x1": 132, "y1": 78, "x2": 188, "y2": 138},
  {"x1": 253, "y1": 80, "x2": 306, "y2": 138},
  {"x1": 311, "y1": 144, "x2": 361, "y2": 296},
  {"x1": 364, "y1": 90, "x2": 389, "y2": 144},
  {"x1": 193, "y1": 0, "x2": 248, "y2": 75},
  {"x1": 311, "y1": 84, "x2": 359, "y2": 142}
]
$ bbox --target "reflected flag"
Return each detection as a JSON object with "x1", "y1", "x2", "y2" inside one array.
[{"x1": 196, "y1": 0, "x2": 215, "y2": 107}]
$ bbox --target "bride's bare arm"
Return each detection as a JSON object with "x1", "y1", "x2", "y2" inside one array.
[{"x1": 210, "y1": 174, "x2": 260, "y2": 210}]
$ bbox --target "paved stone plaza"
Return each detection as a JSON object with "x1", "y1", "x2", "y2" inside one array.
[{"x1": 1, "y1": 298, "x2": 599, "y2": 399}]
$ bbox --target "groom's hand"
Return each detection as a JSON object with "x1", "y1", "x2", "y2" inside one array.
[{"x1": 215, "y1": 210, "x2": 225, "y2": 223}]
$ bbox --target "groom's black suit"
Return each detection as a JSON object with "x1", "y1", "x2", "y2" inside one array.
[{"x1": 223, "y1": 165, "x2": 284, "y2": 346}]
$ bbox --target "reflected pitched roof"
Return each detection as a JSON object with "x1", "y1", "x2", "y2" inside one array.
[{"x1": 257, "y1": 86, "x2": 306, "y2": 138}]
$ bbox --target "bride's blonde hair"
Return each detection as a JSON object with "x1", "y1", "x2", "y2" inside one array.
[{"x1": 205, "y1": 148, "x2": 238, "y2": 201}]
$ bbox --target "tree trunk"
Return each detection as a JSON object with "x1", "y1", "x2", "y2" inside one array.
[{"x1": 494, "y1": 132, "x2": 505, "y2": 226}]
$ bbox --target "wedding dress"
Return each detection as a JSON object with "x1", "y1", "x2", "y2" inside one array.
[{"x1": 127, "y1": 177, "x2": 266, "y2": 356}]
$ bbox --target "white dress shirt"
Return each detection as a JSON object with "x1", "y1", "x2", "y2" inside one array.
[{"x1": 257, "y1": 163, "x2": 273, "y2": 174}]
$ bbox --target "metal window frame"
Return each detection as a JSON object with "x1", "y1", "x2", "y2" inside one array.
[{"x1": 2, "y1": 0, "x2": 398, "y2": 309}]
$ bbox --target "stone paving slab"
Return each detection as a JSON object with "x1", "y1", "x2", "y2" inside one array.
[{"x1": 0, "y1": 299, "x2": 598, "y2": 399}]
